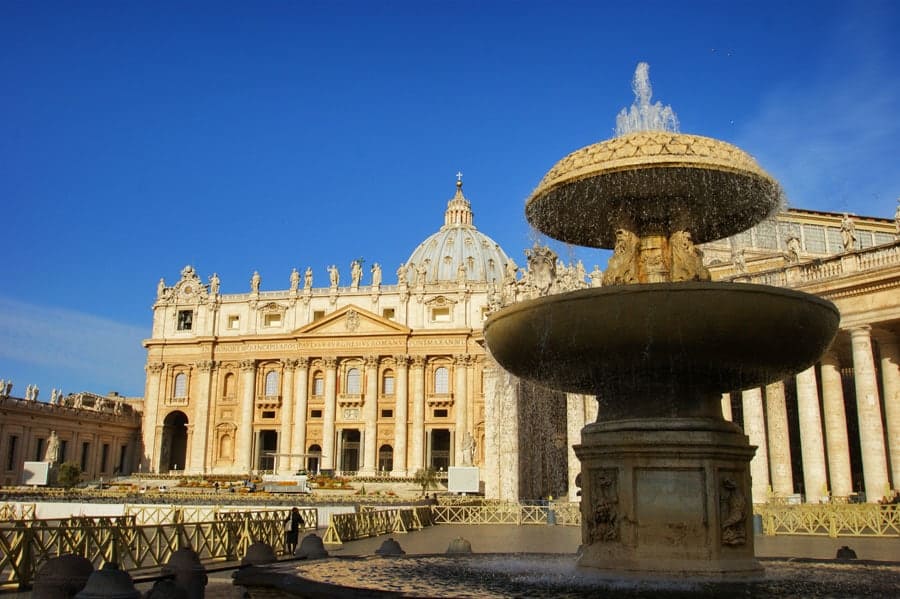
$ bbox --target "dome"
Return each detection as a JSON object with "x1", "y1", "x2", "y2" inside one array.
[{"x1": 403, "y1": 179, "x2": 511, "y2": 285}]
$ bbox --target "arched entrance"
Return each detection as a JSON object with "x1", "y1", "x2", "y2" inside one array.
[{"x1": 159, "y1": 411, "x2": 188, "y2": 473}]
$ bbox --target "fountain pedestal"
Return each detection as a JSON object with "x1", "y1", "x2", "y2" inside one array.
[{"x1": 576, "y1": 418, "x2": 762, "y2": 579}]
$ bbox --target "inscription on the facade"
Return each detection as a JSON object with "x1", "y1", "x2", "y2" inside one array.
[{"x1": 217, "y1": 342, "x2": 300, "y2": 353}]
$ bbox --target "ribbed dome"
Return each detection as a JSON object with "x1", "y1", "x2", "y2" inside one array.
[{"x1": 403, "y1": 180, "x2": 511, "y2": 285}]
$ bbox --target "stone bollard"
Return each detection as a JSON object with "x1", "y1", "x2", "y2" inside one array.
[
  {"x1": 74, "y1": 563, "x2": 140, "y2": 599},
  {"x1": 836, "y1": 545, "x2": 858, "y2": 560},
  {"x1": 32, "y1": 554, "x2": 94, "y2": 599},
  {"x1": 241, "y1": 542, "x2": 277, "y2": 566},
  {"x1": 161, "y1": 548, "x2": 207, "y2": 599},
  {"x1": 446, "y1": 537, "x2": 472, "y2": 554},
  {"x1": 375, "y1": 538, "x2": 405, "y2": 556},
  {"x1": 295, "y1": 533, "x2": 329, "y2": 560}
]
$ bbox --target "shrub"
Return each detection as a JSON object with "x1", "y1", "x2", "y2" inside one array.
[{"x1": 57, "y1": 462, "x2": 82, "y2": 488}]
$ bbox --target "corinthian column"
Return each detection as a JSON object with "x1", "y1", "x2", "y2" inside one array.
[
  {"x1": 322, "y1": 358, "x2": 338, "y2": 471},
  {"x1": 454, "y1": 354, "x2": 469, "y2": 465},
  {"x1": 874, "y1": 331, "x2": 900, "y2": 488},
  {"x1": 142, "y1": 363, "x2": 165, "y2": 472},
  {"x1": 189, "y1": 360, "x2": 216, "y2": 474},
  {"x1": 278, "y1": 359, "x2": 297, "y2": 474},
  {"x1": 290, "y1": 359, "x2": 309, "y2": 472},
  {"x1": 765, "y1": 381, "x2": 793, "y2": 497},
  {"x1": 741, "y1": 387, "x2": 769, "y2": 503},
  {"x1": 850, "y1": 326, "x2": 890, "y2": 502},
  {"x1": 820, "y1": 350, "x2": 853, "y2": 499},
  {"x1": 361, "y1": 355, "x2": 379, "y2": 475},
  {"x1": 796, "y1": 366, "x2": 828, "y2": 502},
  {"x1": 237, "y1": 360, "x2": 256, "y2": 474},
  {"x1": 391, "y1": 356, "x2": 409, "y2": 477},
  {"x1": 410, "y1": 356, "x2": 426, "y2": 473}
]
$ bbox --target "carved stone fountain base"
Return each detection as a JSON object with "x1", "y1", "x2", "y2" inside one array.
[{"x1": 575, "y1": 418, "x2": 763, "y2": 580}]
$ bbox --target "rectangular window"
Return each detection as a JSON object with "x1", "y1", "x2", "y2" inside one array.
[
  {"x1": 382, "y1": 375, "x2": 395, "y2": 396},
  {"x1": 262, "y1": 410, "x2": 276, "y2": 419},
  {"x1": 6, "y1": 436, "x2": 18, "y2": 471},
  {"x1": 433, "y1": 408, "x2": 448, "y2": 418},
  {"x1": 310, "y1": 409, "x2": 323, "y2": 418},
  {"x1": 118, "y1": 445, "x2": 127, "y2": 473},
  {"x1": 803, "y1": 224, "x2": 826, "y2": 254},
  {"x1": 431, "y1": 307, "x2": 451, "y2": 322},
  {"x1": 35, "y1": 438, "x2": 45, "y2": 461},
  {"x1": 858, "y1": 231, "x2": 874, "y2": 249},
  {"x1": 313, "y1": 310, "x2": 325, "y2": 321},
  {"x1": 177, "y1": 310, "x2": 193, "y2": 331},
  {"x1": 755, "y1": 220, "x2": 777, "y2": 249},
  {"x1": 827, "y1": 227, "x2": 843, "y2": 253},
  {"x1": 263, "y1": 313, "x2": 282, "y2": 327},
  {"x1": 313, "y1": 378, "x2": 324, "y2": 397},
  {"x1": 380, "y1": 409, "x2": 393, "y2": 418},
  {"x1": 80, "y1": 442, "x2": 90, "y2": 471},
  {"x1": 227, "y1": 315, "x2": 240, "y2": 330},
  {"x1": 100, "y1": 444, "x2": 110, "y2": 473},
  {"x1": 874, "y1": 232, "x2": 895, "y2": 246},
  {"x1": 382, "y1": 308, "x2": 395, "y2": 320}
]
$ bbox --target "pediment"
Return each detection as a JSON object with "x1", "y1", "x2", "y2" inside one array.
[{"x1": 294, "y1": 305, "x2": 410, "y2": 336}]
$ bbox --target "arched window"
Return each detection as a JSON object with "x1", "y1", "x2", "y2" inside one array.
[
  {"x1": 307, "y1": 444, "x2": 321, "y2": 474},
  {"x1": 346, "y1": 367, "x2": 361, "y2": 394},
  {"x1": 265, "y1": 371, "x2": 279, "y2": 396},
  {"x1": 223, "y1": 373, "x2": 235, "y2": 398},
  {"x1": 312, "y1": 372, "x2": 324, "y2": 397},
  {"x1": 378, "y1": 444, "x2": 393, "y2": 472},
  {"x1": 434, "y1": 366, "x2": 449, "y2": 394},
  {"x1": 382, "y1": 370, "x2": 395, "y2": 396},
  {"x1": 173, "y1": 373, "x2": 187, "y2": 398}
]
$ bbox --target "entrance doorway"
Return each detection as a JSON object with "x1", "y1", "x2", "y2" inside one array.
[
  {"x1": 429, "y1": 429, "x2": 450, "y2": 471},
  {"x1": 159, "y1": 411, "x2": 188, "y2": 473},
  {"x1": 339, "y1": 429, "x2": 360, "y2": 474},
  {"x1": 257, "y1": 430, "x2": 278, "y2": 472}
]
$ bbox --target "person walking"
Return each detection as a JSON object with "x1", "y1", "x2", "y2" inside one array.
[{"x1": 284, "y1": 507, "x2": 305, "y2": 555}]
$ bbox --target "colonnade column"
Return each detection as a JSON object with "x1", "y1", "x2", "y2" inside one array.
[
  {"x1": 850, "y1": 326, "x2": 890, "y2": 501},
  {"x1": 454, "y1": 354, "x2": 469, "y2": 465},
  {"x1": 322, "y1": 358, "x2": 338, "y2": 471},
  {"x1": 741, "y1": 387, "x2": 769, "y2": 503},
  {"x1": 820, "y1": 351, "x2": 853, "y2": 499},
  {"x1": 874, "y1": 331, "x2": 900, "y2": 488},
  {"x1": 142, "y1": 363, "x2": 164, "y2": 472},
  {"x1": 720, "y1": 393, "x2": 733, "y2": 422},
  {"x1": 189, "y1": 360, "x2": 215, "y2": 474},
  {"x1": 764, "y1": 381, "x2": 794, "y2": 497},
  {"x1": 391, "y1": 356, "x2": 409, "y2": 477},
  {"x1": 796, "y1": 366, "x2": 828, "y2": 502},
  {"x1": 290, "y1": 359, "x2": 309, "y2": 473},
  {"x1": 361, "y1": 355, "x2": 379, "y2": 475},
  {"x1": 410, "y1": 356, "x2": 426, "y2": 473},
  {"x1": 237, "y1": 359, "x2": 256, "y2": 474},
  {"x1": 278, "y1": 359, "x2": 297, "y2": 474}
]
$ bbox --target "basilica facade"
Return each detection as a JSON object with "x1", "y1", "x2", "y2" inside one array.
[{"x1": 139, "y1": 182, "x2": 900, "y2": 504}]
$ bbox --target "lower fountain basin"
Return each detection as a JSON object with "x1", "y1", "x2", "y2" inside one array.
[{"x1": 484, "y1": 282, "x2": 839, "y2": 417}]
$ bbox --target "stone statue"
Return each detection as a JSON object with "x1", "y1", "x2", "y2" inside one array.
[
  {"x1": 733, "y1": 248, "x2": 747, "y2": 274},
  {"x1": 525, "y1": 244, "x2": 558, "y2": 297},
  {"x1": 50, "y1": 388, "x2": 59, "y2": 404},
  {"x1": 250, "y1": 271, "x2": 261, "y2": 293},
  {"x1": 415, "y1": 262, "x2": 428, "y2": 287},
  {"x1": 895, "y1": 199, "x2": 900, "y2": 239},
  {"x1": 44, "y1": 431, "x2": 60, "y2": 464},
  {"x1": 589, "y1": 470, "x2": 619, "y2": 543},
  {"x1": 0, "y1": 379, "x2": 5, "y2": 398},
  {"x1": 290, "y1": 268, "x2": 300, "y2": 291},
  {"x1": 589, "y1": 265, "x2": 603, "y2": 287},
  {"x1": 157, "y1": 278, "x2": 166, "y2": 299},
  {"x1": 328, "y1": 265, "x2": 339, "y2": 287},
  {"x1": 351, "y1": 260, "x2": 363, "y2": 288},
  {"x1": 4, "y1": 381, "x2": 11, "y2": 397},
  {"x1": 785, "y1": 235, "x2": 801, "y2": 263},
  {"x1": 456, "y1": 263, "x2": 467, "y2": 285},
  {"x1": 670, "y1": 230, "x2": 711, "y2": 282},
  {"x1": 462, "y1": 432, "x2": 475, "y2": 466},
  {"x1": 603, "y1": 229, "x2": 640, "y2": 286},
  {"x1": 371, "y1": 263, "x2": 382, "y2": 287},
  {"x1": 840, "y1": 213, "x2": 857, "y2": 252},
  {"x1": 209, "y1": 273, "x2": 220, "y2": 295},
  {"x1": 576, "y1": 260, "x2": 587, "y2": 285},
  {"x1": 720, "y1": 477, "x2": 747, "y2": 545},
  {"x1": 304, "y1": 267, "x2": 313, "y2": 290}
]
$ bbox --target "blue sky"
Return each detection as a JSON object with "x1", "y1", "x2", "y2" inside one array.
[{"x1": 2, "y1": 1, "x2": 898, "y2": 398}]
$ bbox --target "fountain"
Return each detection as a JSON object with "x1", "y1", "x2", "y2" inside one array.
[{"x1": 483, "y1": 62, "x2": 840, "y2": 580}]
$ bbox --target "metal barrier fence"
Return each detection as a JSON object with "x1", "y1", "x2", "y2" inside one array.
[
  {"x1": 756, "y1": 503, "x2": 900, "y2": 537},
  {"x1": 322, "y1": 506, "x2": 434, "y2": 545},
  {"x1": 431, "y1": 502, "x2": 581, "y2": 526},
  {"x1": 0, "y1": 507, "x2": 314, "y2": 591}
]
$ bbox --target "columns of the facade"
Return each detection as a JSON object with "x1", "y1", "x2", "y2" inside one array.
[
  {"x1": 820, "y1": 351, "x2": 854, "y2": 499},
  {"x1": 278, "y1": 359, "x2": 297, "y2": 474},
  {"x1": 566, "y1": 393, "x2": 587, "y2": 502},
  {"x1": 850, "y1": 326, "x2": 891, "y2": 501},
  {"x1": 764, "y1": 381, "x2": 794, "y2": 498},
  {"x1": 189, "y1": 360, "x2": 215, "y2": 474},
  {"x1": 721, "y1": 392, "x2": 733, "y2": 422},
  {"x1": 796, "y1": 366, "x2": 828, "y2": 502},
  {"x1": 454, "y1": 354, "x2": 469, "y2": 465},
  {"x1": 741, "y1": 387, "x2": 769, "y2": 503},
  {"x1": 322, "y1": 358, "x2": 338, "y2": 471},
  {"x1": 236, "y1": 360, "x2": 256, "y2": 474},
  {"x1": 410, "y1": 356, "x2": 426, "y2": 473},
  {"x1": 874, "y1": 331, "x2": 900, "y2": 489},
  {"x1": 142, "y1": 363, "x2": 164, "y2": 472},
  {"x1": 361, "y1": 355, "x2": 379, "y2": 475},
  {"x1": 391, "y1": 356, "x2": 409, "y2": 477},
  {"x1": 290, "y1": 359, "x2": 309, "y2": 473}
]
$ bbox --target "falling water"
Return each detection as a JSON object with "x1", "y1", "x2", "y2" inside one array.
[{"x1": 615, "y1": 62, "x2": 679, "y2": 136}]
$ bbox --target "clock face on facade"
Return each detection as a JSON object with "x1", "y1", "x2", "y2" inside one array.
[{"x1": 183, "y1": 286, "x2": 193, "y2": 295}]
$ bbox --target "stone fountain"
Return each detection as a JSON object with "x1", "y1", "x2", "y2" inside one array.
[{"x1": 483, "y1": 62, "x2": 840, "y2": 580}]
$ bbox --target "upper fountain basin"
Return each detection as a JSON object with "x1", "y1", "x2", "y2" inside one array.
[
  {"x1": 483, "y1": 283, "x2": 839, "y2": 411},
  {"x1": 526, "y1": 132, "x2": 783, "y2": 248}
]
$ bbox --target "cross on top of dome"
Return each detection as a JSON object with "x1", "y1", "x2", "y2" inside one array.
[{"x1": 444, "y1": 173, "x2": 473, "y2": 228}]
